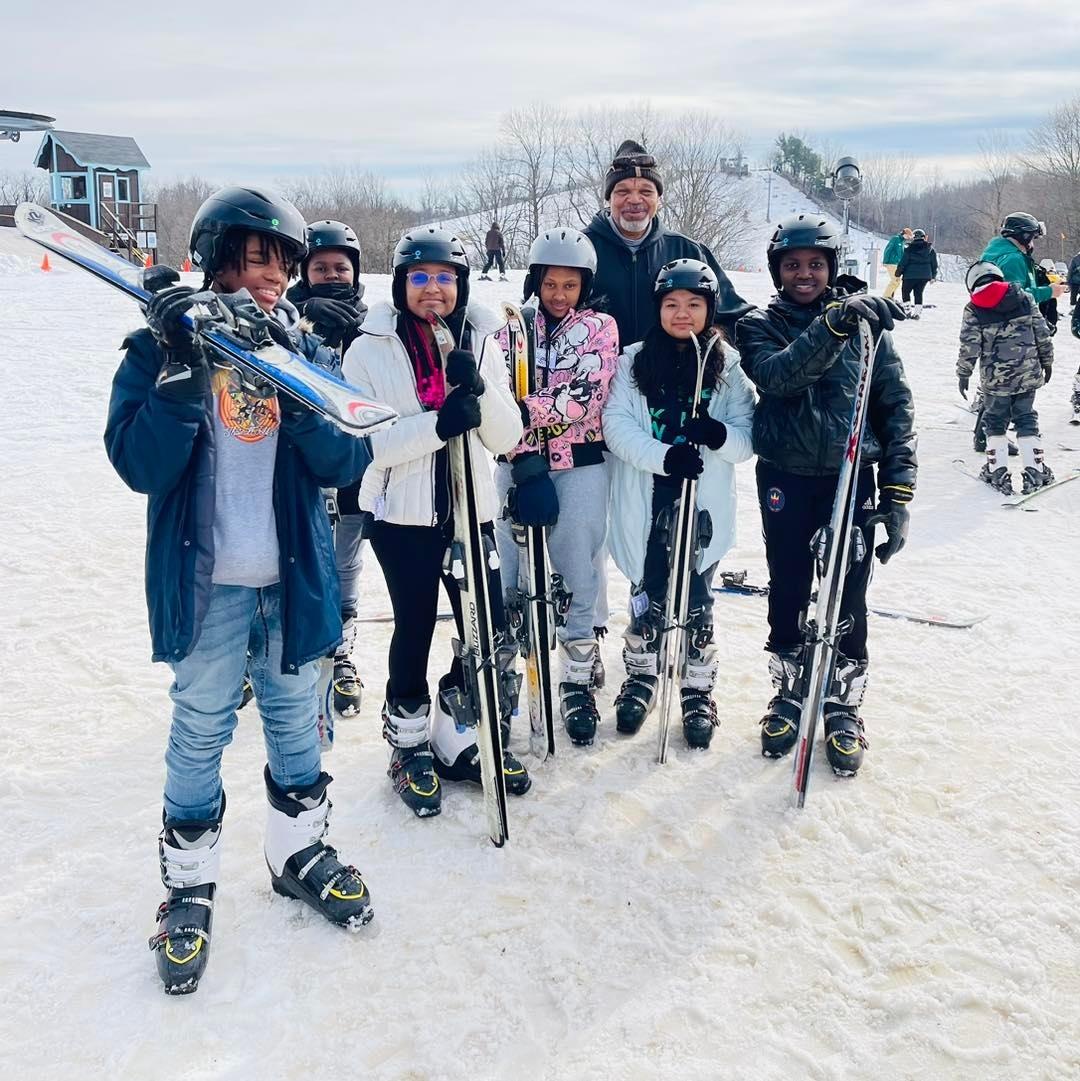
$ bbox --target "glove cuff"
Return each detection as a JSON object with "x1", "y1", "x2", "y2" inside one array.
[
  {"x1": 880, "y1": 483, "x2": 914, "y2": 506},
  {"x1": 511, "y1": 452, "x2": 549, "y2": 483}
]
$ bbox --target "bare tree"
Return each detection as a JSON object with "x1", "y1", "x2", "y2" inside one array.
[
  {"x1": 0, "y1": 168, "x2": 49, "y2": 206},
  {"x1": 144, "y1": 176, "x2": 215, "y2": 268},
  {"x1": 499, "y1": 103, "x2": 566, "y2": 245},
  {"x1": 858, "y1": 154, "x2": 919, "y2": 232},
  {"x1": 448, "y1": 149, "x2": 525, "y2": 265},
  {"x1": 1023, "y1": 95, "x2": 1080, "y2": 243}
]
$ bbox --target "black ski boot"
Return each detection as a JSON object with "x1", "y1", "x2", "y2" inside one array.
[
  {"x1": 824, "y1": 657, "x2": 869, "y2": 776},
  {"x1": 615, "y1": 611, "x2": 661, "y2": 735},
  {"x1": 264, "y1": 768, "x2": 373, "y2": 928},
  {"x1": 760, "y1": 647, "x2": 804, "y2": 758},
  {"x1": 149, "y1": 807, "x2": 223, "y2": 995},
  {"x1": 559, "y1": 638, "x2": 601, "y2": 746},
  {"x1": 431, "y1": 673, "x2": 531, "y2": 795},
  {"x1": 680, "y1": 608, "x2": 719, "y2": 749},
  {"x1": 383, "y1": 695, "x2": 442, "y2": 817},
  {"x1": 332, "y1": 611, "x2": 363, "y2": 717}
]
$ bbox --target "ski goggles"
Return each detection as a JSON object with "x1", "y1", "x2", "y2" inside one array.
[
  {"x1": 611, "y1": 151, "x2": 658, "y2": 170},
  {"x1": 406, "y1": 270, "x2": 457, "y2": 288}
]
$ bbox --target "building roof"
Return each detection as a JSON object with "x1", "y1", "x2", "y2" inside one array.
[{"x1": 35, "y1": 130, "x2": 150, "y2": 170}]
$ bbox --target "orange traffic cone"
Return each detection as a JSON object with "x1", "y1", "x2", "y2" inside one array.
[
  {"x1": 180, "y1": 257, "x2": 192, "y2": 272},
  {"x1": 40, "y1": 253, "x2": 51, "y2": 272},
  {"x1": 144, "y1": 254, "x2": 153, "y2": 269}
]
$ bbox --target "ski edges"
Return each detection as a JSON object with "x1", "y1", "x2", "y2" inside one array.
[
  {"x1": 427, "y1": 312, "x2": 509, "y2": 846},
  {"x1": 13, "y1": 202, "x2": 397, "y2": 437},
  {"x1": 656, "y1": 329, "x2": 717, "y2": 764},
  {"x1": 500, "y1": 301, "x2": 558, "y2": 760},
  {"x1": 790, "y1": 321, "x2": 878, "y2": 808}
]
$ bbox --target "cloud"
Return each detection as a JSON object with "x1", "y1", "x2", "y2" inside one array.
[{"x1": 3, "y1": 0, "x2": 1078, "y2": 190}]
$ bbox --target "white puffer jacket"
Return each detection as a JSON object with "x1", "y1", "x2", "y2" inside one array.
[
  {"x1": 604, "y1": 339, "x2": 756, "y2": 582},
  {"x1": 342, "y1": 301, "x2": 522, "y2": 526}
]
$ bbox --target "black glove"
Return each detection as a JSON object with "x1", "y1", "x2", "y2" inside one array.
[
  {"x1": 145, "y1": 283, "x2": 197, "y2": 348},
  {"x1": 663, "y1": 442, "x2": 704, "y2": 480},
  {"x1": 825, "y1": 295, "x2": 906, "y2": 337},
  {"x1": 958, "y1": 374, "x2": 970, "y2": 399},
  {"x1": 435, "y1": 389, "x2": 482, "y2": 440},
  {"x1": 865, "y1": 498, "x2": 910, "y2": 564},
  {"x1": 682, "y1": 408, "x2": 727, "y2": 450},
  {"x1": 1042, "y1": 363, "x2": 1052, "y2": 385},
  {"x1": 300, "y1": 297, "x2": 363, "y2": 349},
  {"x1": 155, "y1": 342, "x2": 209, "y2": 402},
  {"x1": 276, "y1": 388, "x2": 309, "y2": 419},
  {"x1": 445, "y1": 349, "x2": 485, "y2": 396},
  {"x1": 506, "y1": 455, "x2": 559, "y2": 527}
]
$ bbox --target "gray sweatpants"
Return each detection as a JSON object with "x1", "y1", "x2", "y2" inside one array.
[{"x1": 495, "y1": 461, "x2": 609, "y2": 642}]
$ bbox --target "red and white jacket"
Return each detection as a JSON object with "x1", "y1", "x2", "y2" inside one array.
[{"x1": 495, "y1": 305, "x2": 619, "y2": 470}]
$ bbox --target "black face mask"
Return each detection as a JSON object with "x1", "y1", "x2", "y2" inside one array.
[{"x1": 307, "y1": 280, "x2": 359, "y2": 302}]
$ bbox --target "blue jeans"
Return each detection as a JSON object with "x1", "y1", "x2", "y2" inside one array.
[{"x1": 164, "y1": 583, "x2": 322, "y2": 820}]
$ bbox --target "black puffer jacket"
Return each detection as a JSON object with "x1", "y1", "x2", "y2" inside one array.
[
  {"x1": 584, "y1": 211, "x2": 751, "y2": 345},
  {"x1": 1069, "y1": 253, "x2": 1080, "y2": 287},
  {"x1": 896, "y1": 238, "x2": 938, "y2": 282},
  {"x1": 734, "y1": 289, "x2": 917, "y2": 490}
]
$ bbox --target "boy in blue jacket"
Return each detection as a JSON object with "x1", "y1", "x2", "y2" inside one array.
[{"x1": 104, "y1": 186, "x2": 374, "y2": 995}]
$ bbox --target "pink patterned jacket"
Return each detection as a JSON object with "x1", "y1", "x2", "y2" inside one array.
[{"x1": 496, "y1": 306, "x2": 619, "y2": 470}]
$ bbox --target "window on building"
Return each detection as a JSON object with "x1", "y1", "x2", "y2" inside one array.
[
  {"x1": 61, "y1": 175, "x2": 87, "y2": 200},
  {"x1": 115, "y1": 177, "x2": 130, "y2": 202}
]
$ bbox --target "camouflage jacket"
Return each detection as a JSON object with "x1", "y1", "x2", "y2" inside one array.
[{"x1": 957, "y1": 284, "x2": 1053, "y2": 395}]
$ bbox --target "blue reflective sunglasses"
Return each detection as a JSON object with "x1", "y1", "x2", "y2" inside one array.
[{"x1": 406, "y1": 270, "x2": 456, "y2": 287}]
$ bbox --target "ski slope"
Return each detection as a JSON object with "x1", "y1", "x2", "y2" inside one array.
[{"x1": 2, "y1": 256, "x2": 1079, "y2": 1081}]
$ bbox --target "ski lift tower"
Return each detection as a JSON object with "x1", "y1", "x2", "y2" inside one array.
[{"x1": 828, "y1": 156, "x2": 862, "y2": 279}]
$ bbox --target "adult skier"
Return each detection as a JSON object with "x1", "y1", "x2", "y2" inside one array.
[
  {"x1": 958, "y1": 261, "x2": 1054, "y2": 494},
  {"x1": 1068, "y1": 249, "x2": 1080, "y2": 307},
  {"x1": 881, "y1": 227, "x2": 911, "y2": 300},
  {"x1": 980, "y1": 213, "x2": 1066, "y2": 307},
  {"x1": 603, "y1": 260, "x2": 755, "y2": 749},
  {"x1": 734, "y1": 214, "x2": 916, "y2": 776},
  {"x1": 894, "y1": 228, "x2": 937, "y2": 317},
  {"x1": 286, "y1": 220, "x2": 369, "y2": 717},
  {"x1": 493, "y1": 228, "x2": 619, "y2": 744},
  {"x1": 584, "y1": 139, "x2": 750, "y2": 345},
  {"x1": 479, "y1": 220, "x2": 507, "y2": 281},
  {"x1": 342, "y1": 227, "x2": 528, "y2": 818},
  {"x1": 104, "y1": 186, "x2": 375, "y2": 995}
]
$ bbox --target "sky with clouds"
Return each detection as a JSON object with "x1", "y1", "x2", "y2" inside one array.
[{"x1": 4, "y1": 0, "x2": 1078, "y2": 194}]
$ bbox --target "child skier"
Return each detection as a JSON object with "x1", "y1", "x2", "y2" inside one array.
[
  {"x1": 958, "y1": 261, "x2": 1054, "y2": 494},
  {"x1": 603, "y1": 260, "x2": 755, "y2": 749},
  {"x1": 286, "y1": 220, "x2": 368, "y2": 717},
  {"x1": 342, "y1": 227, "x2": 528, "y2": 818},
  {"x1": 735, "y1": 214, "x2": 916, "y2": 776},
  {"x1": 104, "y1": 187, "x2": 375, "y2": 995},
  {"x1": 493, "y1": 228, "x2": 619, "y2": 745}
]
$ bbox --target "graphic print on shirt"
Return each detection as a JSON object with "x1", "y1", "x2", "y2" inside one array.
[
  {"x1": 213, "y1": 368, "x2": 280, "y2": 443},
  {"x1": 649, "y1": 386, "x2": 714, "y2": 444}
]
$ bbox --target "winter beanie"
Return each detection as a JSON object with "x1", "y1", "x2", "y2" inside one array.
[{"x1": 604, "y1": 140, "x2": 664, "y2": 199}]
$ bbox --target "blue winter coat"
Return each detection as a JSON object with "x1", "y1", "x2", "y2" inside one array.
[{"x1": 104, "y1": 326, "x2": 371, "y2": 673}]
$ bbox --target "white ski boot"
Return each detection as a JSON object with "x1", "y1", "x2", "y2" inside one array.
[
  {"x1": 1018, "y1": 435, "x2": 1055, "y2": 494},
  {"x1": 979, "y1": 434, "x2": 1013, "y2": 494},
  {"x1": 559, "y1": 638, "x2": 601, "y2": 746}
]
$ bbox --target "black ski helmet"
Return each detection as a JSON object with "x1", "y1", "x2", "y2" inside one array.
[
  {"x1": 911, "y1": 228, "x2": 927, "y2": 241},
  {"x1": 189, "y1": 186, "x2": 307, "y2": 274},
  {"x1": 654, "y1": 258, "x2": 719, "y2": 326},
  {"x1": 391, "y1": 226, "x2": 470, "y2": 312},
  {"x1": 524, "y1": 227, "x2": 598, "y2": 304},
  {"x1": 766, "y1": 214, "x2": 841, "y2": 287},
  {"x1": 1000, "y1": 212, "x2": 1046, "y2": 243},
  {"x1": 302, "y1": 219, "x2": 361, "y2": 282},
  {"x1": 965, "y1": 260, "x2": 1005, "y2": 293}
]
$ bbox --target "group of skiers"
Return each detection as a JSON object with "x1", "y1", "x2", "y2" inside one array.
[
  {"x1": 128, "y1": 140, "x2": 1080, "y2": 997},
  {"x1": 881, "y1": 226, "x2": 939, "y2": 316}
]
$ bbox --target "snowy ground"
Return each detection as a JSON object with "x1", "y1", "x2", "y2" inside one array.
[{"x1": 3, "y1": 240, "x2": 1080, "y2": 1081}]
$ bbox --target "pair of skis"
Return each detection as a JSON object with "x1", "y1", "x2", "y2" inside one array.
[
  {"x1": 951, "y1": 458, "x2": 1080, "y2": 508},
  {"x1": 426, "y1": 314, "x2": 511, "y2": 847},
  {"x1": 500, "y1": 303, "x2": 569, "y2": 762},
  {"x1": 13, "y1": 203, "x2": 397, "y2": 436},
  {"x1": 654, "y1": 332, "x2": 718, "y2": 764}
]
